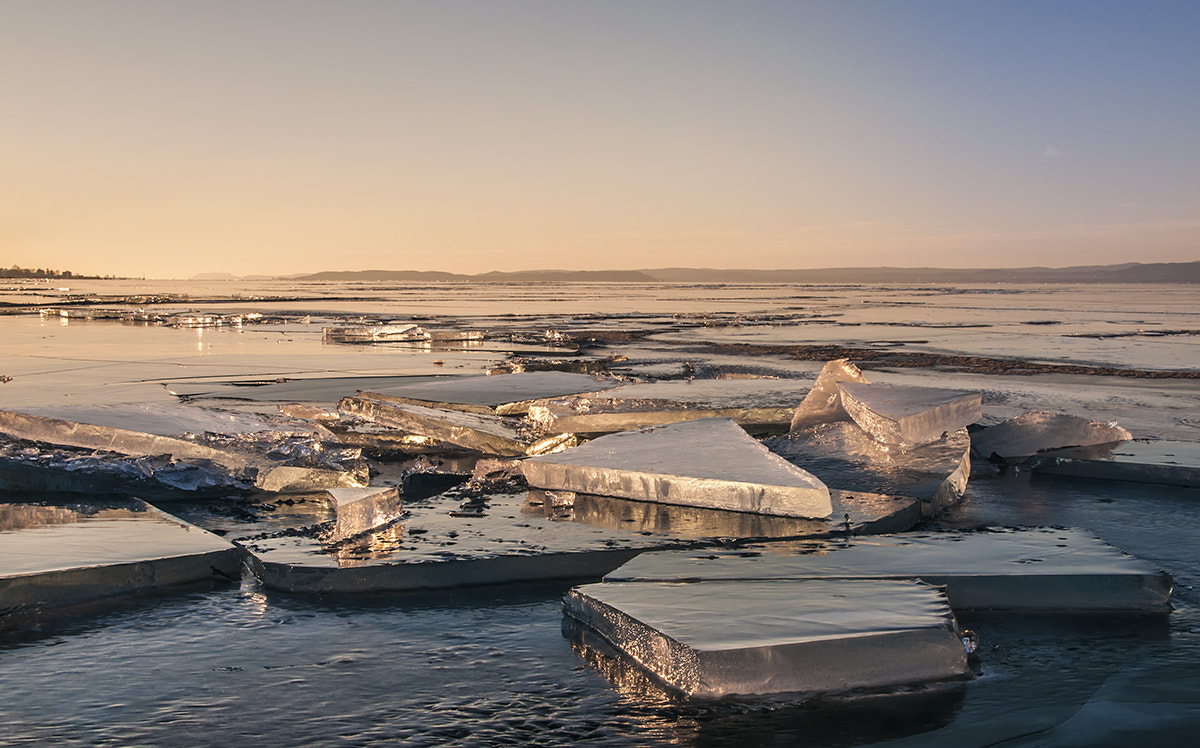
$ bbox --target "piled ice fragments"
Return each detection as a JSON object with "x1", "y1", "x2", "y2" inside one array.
[{"x1": 2, "y1": 360, "x2": 1179, "y2": 704}]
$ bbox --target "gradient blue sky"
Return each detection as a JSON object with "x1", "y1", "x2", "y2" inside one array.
[{"x1": 2, "y1": 0, "x2": 1197, "y2": 278}]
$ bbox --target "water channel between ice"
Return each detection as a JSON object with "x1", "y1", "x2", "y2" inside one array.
[{"x1": 1, "y1": 279, "x2": 1198, "y2": 747}]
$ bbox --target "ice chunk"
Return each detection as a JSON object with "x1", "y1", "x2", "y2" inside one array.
[
  {"x1": 1030, "y1": 439, "x2": 1200, "y2": 487},
  {"x1": 0, "y1": 500, "x2": 240, "y2": 619},
  {"x1": 322, "y1": 323, "x2": 429, "y2": 343},
  {"x1": 526, "y1": 396, "x2": 793, "y2": 435},
  {"x1": 790, "y1": 359, "x2": 870, "y2": 431},
  {"x1": 837, "y1": 383, "x2": 982, "y2": 449},
  {"x1": 564, "y1": 578, "x2": 968, "y2": 699},
  {"x1": 338, "y1": 395, "x2": 532, "y2": 456},
  {"x1": 971, "y1": 411, "x2": 1133, "y2": 460},
  {"x1": 605, "y1": 528, "x2": 1174, "y2": 613},
  {"x1": 0, "y1": 409, "x2": 365, "y2": 493},
  {"x1": 326, "y1": 486, "x2": 403, "y2": 542},
  {"x1": 522, "y1": 418, "x2": 832, "y2": 518},
  {"x1": 766, "y1": 422, "x2": 971, "y2": 517}
]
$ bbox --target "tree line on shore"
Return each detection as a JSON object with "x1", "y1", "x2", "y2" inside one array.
[{"x1": 1, "y1": 265, "x2": 114, "y2": 280}]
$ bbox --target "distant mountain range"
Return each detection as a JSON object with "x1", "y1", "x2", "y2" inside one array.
[{"x1": 279, "y1": 261, "x2": 1200, "y2": 284}]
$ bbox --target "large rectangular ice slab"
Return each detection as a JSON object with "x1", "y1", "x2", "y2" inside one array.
[
  {"x1": 1030, "y1": 439, "x2": 1200, "y2": 487},
  {"x1": 1, "y1": 500, "x2": 241, "y2": 619},
  {"x1": 564, "y1": 579, "x2": 968, "y2": 699},
  {"x1": 604, "y1": 528, "x2": 1173, "y2": 613},
  {"x1": 338, "y1": 395, "x2": 532, "y2": 456},
  {"x1": 522, "y1": 418, "x2": 832, "y2": 518},
  {"x1": 837, "y1": 383, "x2": 982, "y2": 449}
]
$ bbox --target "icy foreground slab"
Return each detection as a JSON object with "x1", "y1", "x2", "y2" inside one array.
[
  {"x1": 1030, "y1": 439, "x2": 1200, "y2": 487},
  {"x1": 522, "y1": 418, "x2": 832, "y2": 518},
  {"x1": 605, "y1": 528, "x2": 1173, "y2": 613},
  {"x1": 972, "y1": 411, "x2": 1134, "y2": 460},
  {"x1": 363, "y1": 372, "x2": 621, "y2": 415},
  {"x1": 766, "y1": 422, "x2": 970, "y2": 517},
  {"x1": 790, "y1": 359, "x2": 870, "y2": 431},
  {"x1": 564, "y1": 579, "x2": 968, "y2": 699},
  {"x1": 0, "y1": 501, "x2": 240, "y2": 619},
  {"x1": 837, "y1": 383, "x2": 982, "y2": 449},
  {"x1": 326, "y1": 486, "x2": 402, "y2": 541}
]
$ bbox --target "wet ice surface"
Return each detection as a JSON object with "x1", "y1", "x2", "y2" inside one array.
[{"x1": 2, "y1": 279, "x2": 1200, "y2": 746}]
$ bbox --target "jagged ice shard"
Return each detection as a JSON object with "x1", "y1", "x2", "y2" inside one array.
[
  {"x1": 971, "y1": 411, "x2": 1133, "y2": 460},
  {"x1": 522, "y1": 418, "x2": 832, "y2": 518},
  {"x1": 790, "y1": 358, "x2": 870, "y2": 431},
  {"x1": 564, "y1": 578, "x2": 969, "y2": 699},
  {"x1": 837, "y1": 383, "x2": 982, "y2": 449},
  {"x1": 326, "y1": 486, "x2": 403, "y2": 542}
]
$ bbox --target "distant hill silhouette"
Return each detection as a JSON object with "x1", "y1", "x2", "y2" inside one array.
[{"x1": 289, "y1": 261, "x2": 1200, "y2": 284}]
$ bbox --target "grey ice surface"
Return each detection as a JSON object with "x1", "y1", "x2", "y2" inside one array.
[
  {"x1": 242, "y1": 490, "x2": 686, "y2": 593},
  {"x1": 790, "y1": 358, "x2": 870, "y2": 430},
  {"x1": 165, "y1": 375, "x2": 449, "y2": 403},
  {"x1": 527, "y1": 396, "x2": 793, "y2": 435},
  {"x1": 0, "y1": 500, "x2": 240, "y2": 619},
  {"x1": 971, "y1": 411, "x2": 1134, "y2": 460},
  {"x1": 604, "y1": 527, "x2": 1173, "y2": 613},
  {"x1": 570, "y1": 377, "x2": 806, "y2": 410},
  {"x1": 765, "y1": 421, "x2": 971, "y2": 516},
  {"x1": 338, "y1": 395, "x2": 531, "y2": 456},
  {"x1": 564, "y1": 578, "x2": 968, "y2": 699},
  {"x1": 365, "y1": 372, "x2": 622, "y2": 414},
  {"x1": 837, "y1": 382, "x2": 982, "y2": 449},
  {"x1": 1030, "y1": 439, "x2": 1200, "y2": 487},
  {"x1": 326, "y1": 486, "x2": 403, "y2": 541},
  {"x1": 522, "y1": 418, "x2": 832, "y2": 518}
]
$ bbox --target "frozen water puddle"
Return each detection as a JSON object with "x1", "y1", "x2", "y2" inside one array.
[
  {"x1": 565, "y1": 527, "x2": 1171, "y2": 700},
  {"x1": 0, "y1": 500, "x2": 239, "y2": 624}
]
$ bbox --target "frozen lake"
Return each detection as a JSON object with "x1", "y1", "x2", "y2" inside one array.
[{"x1": 1, "y1": 279, "x2": 1198, "y2": 746}]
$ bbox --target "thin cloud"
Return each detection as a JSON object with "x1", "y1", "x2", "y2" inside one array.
[{"x1": 1043, "y1": 143, "x2": 1063, "y2": 157}]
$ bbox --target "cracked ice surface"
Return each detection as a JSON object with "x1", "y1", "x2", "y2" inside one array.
[{"x1": 837, "y1": 382, "x2": 982, "y2": 449}]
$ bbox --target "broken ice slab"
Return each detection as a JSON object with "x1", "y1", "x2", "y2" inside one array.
[
  {"x1": 0, "y1": 409, "x2": 366, "y2": 494},
  {"x1": 1030, "y1": 439, "x2": 1200, "y2": 487},
  {"x1": 322, "y1": 323, "x2": 429, "y2": 343},
  {"x1": 522, "y1": 418, "x2": 832, "y2": 519},
  {"x1": 241, "y1": 490, "x2": 682, "y2": 593},
  {"x1": 360, "y1": 371, "x2": 621, "y2": 415},
  {"x1": 526, "y1": 396, "x2": 793, "y2": 436},
  {"x1": 790, "y1": 358, "x2": 870, "y2": 431},
  {"x1": 325, "y1": 486, "x2": 403, "y2": 542},
  {"x1": 338, "y1": 395, "x2": 532, "y2": 456},
  {"x1": 836, "y1": 383, "x2": 982, "y2": 450},
  {"x1": 604, "y1": 528, "x2": 1174, "y2": 613},
  {"x1": 564, "y1": 578, "x2": 968, "y2": 699},
  {"x1": 766, "y1": 422, "x2": 970, "y2": 517},
  {"x1": 20, "y1": 402, "x2": 329, "y2": 440},
  {"x1": 971, "y1": 411, "x2": 1133, "y2": 460},
  {"x1": 0, "y1": 500, "x2": 241, "y2": 622}
]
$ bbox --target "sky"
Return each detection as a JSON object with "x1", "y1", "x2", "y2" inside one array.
[{"x1": 2, "y1": 1, "x2": 1198, "y2": 279}]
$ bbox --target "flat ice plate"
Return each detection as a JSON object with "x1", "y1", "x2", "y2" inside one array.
[
  {"x1": 603, "y1": 527, "x2": 1172, "y2": 613},
  {"x1": 1, "y1": 501, "x2": 236, "y2": 576},
  {"x1": 365, "y1": 372, "x2": 620, "y2": 408},
  {"x1": 1031, "y1": 439, "x2": 1200, "y2": 487},
  {"x1": 522, "y1": 418, "x2": 831, "y2": 518}
]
